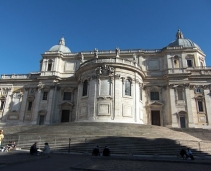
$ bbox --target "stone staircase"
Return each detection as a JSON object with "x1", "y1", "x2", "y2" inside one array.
[{"x1": 1, "y1": 122, "x2": 211, "y2": 157}]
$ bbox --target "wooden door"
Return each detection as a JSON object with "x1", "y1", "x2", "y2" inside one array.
[
  {"x1": 151, "y1": 110, "x2": 160, "y2": 126},
  {"x1": 39, "y1": 115, "x2": 45, "y2": 125},
  {"x1": 180, "y1": 116, "x2": 186, "y2": 128},
  {"x1": 61, "y1": 110, "x2": 70, "y2": 122}
]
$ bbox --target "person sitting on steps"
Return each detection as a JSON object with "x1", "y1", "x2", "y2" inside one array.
[
  {"x1": 186, "y1": 148, "x2": 194, "y2": 160},
  {"x1": 180, "y1": 148, "x2": 187, "y2": 159},
  {"x1": 92, "y1": 146, "x2": 100, "y2": 156},
  {"x1": 42, "y1": 142, "x2": 50, "y2": 155},
  {"x1": 30, "y1": 142, "x2": 39, "y2": 155},
  {"x1": 103, "y1": 146, "x2": 110, "y2": 156}
]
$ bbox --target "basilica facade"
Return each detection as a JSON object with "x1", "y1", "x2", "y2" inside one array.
[{"x1": 1, "y1": 29, "x2": 211, "y2": 128}]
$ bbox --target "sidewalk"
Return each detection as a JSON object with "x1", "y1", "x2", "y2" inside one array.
[{"x1": 0, "y1": 150, "x2": 211, "y2": 171}]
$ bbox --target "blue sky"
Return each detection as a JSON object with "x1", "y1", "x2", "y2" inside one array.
[{"x1": 0, "y1": 0, "x2": 211, "y2": 74}]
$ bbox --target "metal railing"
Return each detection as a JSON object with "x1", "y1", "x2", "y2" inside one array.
[{"x1": 2, "y1": 135, "x2": 211, "y2": 156}]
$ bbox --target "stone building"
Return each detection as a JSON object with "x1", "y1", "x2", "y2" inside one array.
[{"x1": 0, "y1": 29, "x2": 211, "y2": 128}]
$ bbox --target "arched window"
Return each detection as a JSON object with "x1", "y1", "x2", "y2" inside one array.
[
  {"x1": 125, "y1": 79, "x2": 131, "y2": 96},
  {"x1": 82, "y1": 80, "x2": 88, "y2": 96}
]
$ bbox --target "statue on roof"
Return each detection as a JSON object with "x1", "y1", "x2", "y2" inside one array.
[
  {"x1": 115, "y1": 47, "x2": 120, "y2": 57},
  {"x1": 133, "y1": 53, "x2": 137, "y2": 61},
  {"x1": 59, "y1": 37, "x2": 65, "y2": 45},
  {"x1": 176, "y1": 29, "x2": 184, "y2": 39},
  {"x1": 94, "y1": 48, "x2": 98, "y2": 59}
]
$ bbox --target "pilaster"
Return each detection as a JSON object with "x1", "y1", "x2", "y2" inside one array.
[
  {"x1": 185, "y1": 87, "x2": 194, "y2": 128},
  {"x1": 204, "y1": 89, "x2": 211, "y2": 125},
  {"x1": 31, "y1": 88, "x2": 41, "y2": 124},
  {"x1": 169, "y1": 87, "x2": 178, "y2": 127},
  {"x1": 19, "y1": 88, "x2": 29, "y2": 122}
]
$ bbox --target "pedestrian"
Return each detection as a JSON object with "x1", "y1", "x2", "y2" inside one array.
[{"x1": 0, "y1": 130, "x2": 4, "y2": 147}]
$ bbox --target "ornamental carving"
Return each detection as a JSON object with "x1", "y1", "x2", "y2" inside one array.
[
  {"x1": 96, "y1": 64, "x2": 114, "y2": 76},
  {"x1": 190, "y1": 85, "x2": 211, "y2": 90},
  {"x1": 97, "y1": 96, "x2": 113, "y2": 100}
]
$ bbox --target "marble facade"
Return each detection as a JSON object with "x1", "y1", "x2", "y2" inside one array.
[{"x1": 1, "y1": 30, "x2": 211, "y2": 128}]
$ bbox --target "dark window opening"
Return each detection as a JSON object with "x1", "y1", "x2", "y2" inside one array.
[
  {"x1": 150, "y1": 92, "x2": 159, "y2": 100},
  {"x1": 27, "y1": 102, "x2": 32, "y2": 111},
  {"x1": 187, "y1": 60, "x2": 193, "y2": 67},
  {"x1": 198, "y1": 101, "x2": 203, "y2": 112},
  {"x1": 63, "y1": 92, "x2": 71, "y2": 100},
  {"x1": 43, "y1": 92, "x2": 48, "y2": 100},
  {"x1": 0, "y1": 101, "x2": 5, "y2": 110},
  {"x1": 47, "y1": 63, "x2": 52, "y2": 71},
  {"x1": 82, "y1": 80, "x2": 88, "y2": 96}
]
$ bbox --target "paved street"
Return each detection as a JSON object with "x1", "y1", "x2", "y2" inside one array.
[{"x1": 0, "y1": 151, "x2": 211, "y2": 171}]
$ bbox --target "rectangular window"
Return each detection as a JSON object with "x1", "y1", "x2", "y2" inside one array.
[
  {"x1": 198, "y1": 101, "x2": 203, "y2": 112},
  {"x1": 82, "y1": 80, "x2": 88, "y2": 96},
  {"x1": 177, "y1": 89, "x2": 184, "y2": 100},
  {"x1": 0, "y1": 101, "x2": 5, "y2": 110},
  {"x1": 43, "y1": 92, "x2": 48, "y2": 100},
  {"x1": 196, "y1": 88, "x2": 202, "y2": 93},
  {"x1": 150, "y1": 92, "x2": 159, "y2": 100},
  {"x1": 140, "y1": 88, "x2": 142, "y2": 101},
  {"x1": 187, "y1": 60, "x2": 193, "y2": 67},
  {"x1": 63, "y1": 92, "x2": 71, "y2": 100},
  {"x1": 27, "y1": 102, "x2": 32, "y2": 111},
  {"x1": 47, "y1": 63, "x2": 52, "y2": 71},
  {"x1": 125, "y1": 79, "x2": 131, "y2": 96}
]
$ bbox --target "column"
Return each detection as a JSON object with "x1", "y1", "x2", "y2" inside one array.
[
  {"x1": 31, "y1": 88, "x2": 41, "y2": 124},
  {"x1": 45, "y1": 87, "x2": 54, "y2": 124},
  {"x1": 169, "y1": 87, "x2": 178, "y2": 127},
  {"x1": 114, "y1": 74, "x2": 121, "y2": 118},
  {"x1": 2, "y1": 88, "x2": 12, "y2": 122}
]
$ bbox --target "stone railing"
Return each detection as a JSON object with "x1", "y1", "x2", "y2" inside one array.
[
  {"x1": 80, "y1": 49, "x2": 161, "y2": 55},
  {"x1": 80, "y1": 58, "x2": 142, "y2": 70},
  {"x1": 163, "y1": 66, "x2": 211, "y2": 75}
]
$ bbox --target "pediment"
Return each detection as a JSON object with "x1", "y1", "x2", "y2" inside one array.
[
  {"x1": 150, "y1": 101, "x2": 164, "y2": 106},
  {"x1": 59, "y1": 101, "x2": 73, "y2": 106},
  {"x1": 38, "y1": 110, "x2": 47, "y2": 115},
  {"x1": 178, "y1": 110, "x2": 187, "y2": 114}
]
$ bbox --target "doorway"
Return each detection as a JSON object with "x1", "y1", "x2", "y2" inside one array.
[
  {"x1": 151, "y1": 110, "x2": 160, "y2": 126},
  {"x1": 39, "y1": 115, "x2": 45, "y2": 125},
  {"x1": 61, "y1": 110, "x2": 70, "y2": 122},
  {"x1": 180, "y1": 116, "x2": 186, "y2": 128}
]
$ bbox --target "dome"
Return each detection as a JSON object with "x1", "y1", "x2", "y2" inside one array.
[
  {"x1": 167, "y1": 29, "x2": 201, "y2": 50},
  {"x1": 49, "y1": 37, "x2": 71, "y2": 53}
]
